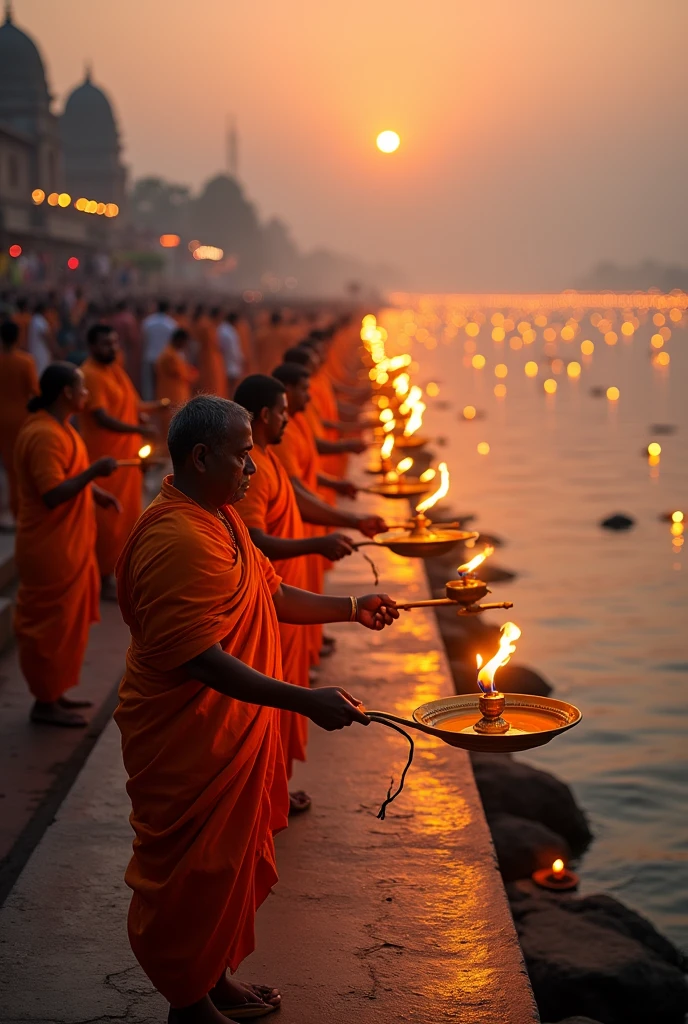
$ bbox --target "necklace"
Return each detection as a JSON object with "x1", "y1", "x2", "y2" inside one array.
[{"x1": 216, "y1": 509, "x2": 239, "y2": 566}]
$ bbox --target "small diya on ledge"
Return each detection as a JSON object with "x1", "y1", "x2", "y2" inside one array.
[{"x1": 532, "y1": 859, "x2": 580, "y2": 891}]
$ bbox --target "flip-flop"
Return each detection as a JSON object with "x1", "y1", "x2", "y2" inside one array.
[{"x1": 288, "y1": 791, "x2": 312, "y2": 815}]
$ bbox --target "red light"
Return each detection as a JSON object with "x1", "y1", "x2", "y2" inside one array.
[
  {"x1": 67, "y1": 256, "x2": 79, "y2": 270},
  {"x1": 9, "y1": 244, "x2": 22, "y2": 258}
]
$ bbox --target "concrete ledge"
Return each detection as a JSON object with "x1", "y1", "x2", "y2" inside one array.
[{"x1": 0, "y1": 538, "x2": 538, "y2": 1024}]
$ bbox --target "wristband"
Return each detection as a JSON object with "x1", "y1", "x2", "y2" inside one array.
[{"x1": 349, "y1": 595, "x2": 358, "y2": 622}]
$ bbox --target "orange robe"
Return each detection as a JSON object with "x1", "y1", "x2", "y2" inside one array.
[
  {"x1": 236, "y1": 446, "x2": 309, "y2": 775},
  {"x1": 12, "y1": 312, "x2": 31, "y2": 351},
  {"x1": 236, "y1": 319, "x2": 254, "y2": 375},
  {"x1": 310, "y1": 367, "x2": 348, "y2": 479},
  {"x1": 0, "y1": 348, "x2": 39, "y2": 516},
  {"x1": 196, "y1": 317, "x2": 227, "y2": 397},
  {"x1": 13, "y1": 411, "x2": 99, "y2": 702},
  {"x1": 274, "y1": 412, "x2": 324, "y2": 663},
  {"x1": 114, "y1": 480, "x2": 289, "y2": 1007},
  {"x1": 80, "y1": 358, "x2": 143, "y2": 577},
  {"x1": 155, "y1": 346, "x2": 198, "y2": 408},
  {"x1": 255, "y1": 325, "x2": 289, "y2": 375}
]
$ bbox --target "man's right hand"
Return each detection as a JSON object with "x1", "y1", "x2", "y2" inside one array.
[
  {"x1": 305, "y1": 687, "x2": 370, "y2": 731},
  {"x1": 316, "y1": 532, "x2": 355, "y2": 561},
  {"x1": 90, "y1": 457, "x2": 118, "y2": 478}
]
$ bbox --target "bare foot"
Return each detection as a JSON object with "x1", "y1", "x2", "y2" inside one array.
[
  {"x1": 289, "y1": 790, "x2": 312, "y2": 815},
  {"x1": 210, "y1": 971, "x2": 281, "y2": 1012},
  {"x1": 57, "y1": 695, "x2": 94, "y2": 710},
  {"x1": 30, "y1": 701, "x2": 88, "y2": 728}
]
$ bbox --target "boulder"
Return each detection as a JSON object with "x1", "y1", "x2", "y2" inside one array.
[
  {"x1": 486, "y1": 812, "x2": 570, "y2": 881},
  {"x1": 449, "y1": 662, "x2": 553, "y2": 697},
  {"x1": 600, "y1": 513, "x2": 635, "y2": 531},
  {"x1": 511, "y1": 890, "x2": 688, "y2": 1024},
  {"x1": 470, "y1": 755, "x2": 592, "y2": 853}
]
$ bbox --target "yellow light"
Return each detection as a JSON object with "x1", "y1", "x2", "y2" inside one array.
[
  {"x1": 193, "y1": 245, "x2": 224, "y2": 261},
  {"x1": 85, "y1": 200, "x2": 98, "y2": 214},
  {"x1": 379, "y1": 407, "x2": 394, "y2": 422},
  {"x1": 671, "y1": 521, "x2": 684, "y2": 537},
  {"x1": 494, "y1": 363, "x2": 508, "y2": 378},
  {"x1": 465, "y1": 322, "x2": 480, "y2": 337},
  {"x1": 648, "y1": 442, "x2": 662, "y2": 457},
  {"x1": 491, "y1": 312, "x2": 504, "y2": 327},
  {"x1": 560, "y1": 325, "x2": 575, "y2": 341},
  {"x1": 104, "y1": 203, "x2": 119, "y2": 217},
  {"x1": 75, "y1": 197, "x2": 87, "y2": 211},
  {"x1": 517, "y1": 321, "x2": 531, "y2": 335},
  {"x1": 477, "y1": 441, "x2": 490, "y2": 455},
  {"x1": 525, "y1": 361, "x2": 538, "y2": 378},
  {"x1": 543, "y1": 327, "x2": 556, "y2": 342},
  {"x1": 96, "y1": 202, "x2": 106, "y2": 215},
  {"x1": 376, "y1": 130, "x2": 400, "y2": 153},
  {"x1": 494, "y1": 384, "x2": 507, "y2": 398},
  {"x1": 419, "y1": 468, "x2": 436, "y2": 483},
  {"x1": 31, "y1": 188, "x2": 45, "y2": 204},
  {"x1": 462, "y1": 405, "x2": 477, "y2": 420},
  {"x1": 426, "y1": 381, "x2": 440, "y2": 397},
  {"x1": 47, "y1": 192, "x2": 59, "y2": 206},
  {"x1": 544, "y1": 378, "x2": 557, "y2": 394},
  {"x1": 653, "y1": 313, "x2": 665, "y2": 326},
  {"x1": 669, "y1": 308, "x2": 681, "y2": 322},
  {"x1": 138, "y1": 444, "x2": 153, "y2": 459},
  {"x1": 58, "y1": 192, "x2": 71, "y2": 207},
  {"x1": 621, "y1": 321, "x2": 634, "y2": 336},
  {"x1": 362, "y1": 314, "x2": 376, "y2": 328},
  {"x1": 492, "y1": 327, "x2": 505, "y2": 342},
  {"x1": 552, "y1": 859, "x2": 565, "y2": 876},
  {"x1": 396, "y1": 457, "x2": 414, "y2": 475},
  {"x1": 160, "y1": 234, "x2": 181, "y2": 248},
  {"x1": 604, "y1": 331, "x2": 618, "y2": 346},
  {"x1": 534, "y1": 315, "x2": 548, "y2": 327},
  {"x1": 651, "y1": 333, "x2": 664, "y2": 349},
  {"x1": 380, "y1": 434, "x2": 395, "y2": 460},
  {"x1": 649, "y1": 454, "x2": 661, "y2": 467},
  {"x1": 580, "y1": 340, "x2": 594, "y2": 355},
  {"x1": 458, "y1": 545, "x2": 494, "y2": 574},
  {"x1": 606, "y1": 386, "x2": 620, "y2": 401},
  {"x1": 671, "y1": 511, "x2": 684, "y2": 523},
  {"x1": 472, "y1": 354, "x2": 486, "y2": 369},
  {"x1": 654, "y1": 351, "x2": 670, "y2": 366},
  {"x1": 416, "y1": 461, "x2": 449, "y2": 514},
  {"x1": 567, "y1": 361, "x2": 581, "y2": 378}
]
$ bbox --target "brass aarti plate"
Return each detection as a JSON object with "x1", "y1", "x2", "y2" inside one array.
[
  {"x1": 368, "y1": 527, "x2": 478, "y2": 558},
  {"x1": 365, "y1": 480, "x2": 432, "y2": 500},
  {"x1": 368, "y1": 693, "x2": 582, "y2": 753}
]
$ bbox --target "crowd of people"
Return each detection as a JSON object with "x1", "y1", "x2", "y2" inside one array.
[{"x1": 0, "y1": 289, "x2": 400, "y2": 1022}]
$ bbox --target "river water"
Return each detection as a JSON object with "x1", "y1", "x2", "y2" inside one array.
[{"x1": 378, "y1": 300, "x2": 687, "y2": 950}]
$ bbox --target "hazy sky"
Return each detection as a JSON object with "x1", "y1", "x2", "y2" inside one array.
[{"x1": 16, "y1": 0, "x2": 688, "y2": 290}]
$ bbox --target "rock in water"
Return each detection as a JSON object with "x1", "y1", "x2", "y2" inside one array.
[
  {"x1": 471, "y1": 755, "x2": 592, "y2": 853},
  {"x1": 487, "y1": 812, "x2": 570, "y2": 881},
  {"x1": 511, "y1": 888, "x2": 688, "y2": 1024},
  {"x1": 600, "y1": 513, "x2": 635, "y2": 531}
]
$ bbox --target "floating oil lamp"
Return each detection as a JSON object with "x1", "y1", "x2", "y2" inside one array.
[
  {"x1": 532, "y1": 858, "x2": 580, "y2": 891},
  {"x1": 116, "y1": 444, "x2": 155, "y2": 468},
  {"x1": 366, "y1": 622, "x2": 582, "y2": 754}
]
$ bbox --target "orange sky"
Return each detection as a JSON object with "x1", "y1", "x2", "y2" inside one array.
[{"x1": 16, "y1": 0, "x2": 688, "y2": 290}]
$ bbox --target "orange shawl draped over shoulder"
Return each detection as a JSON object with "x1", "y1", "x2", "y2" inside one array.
[
  {"x1": 236, "y1": 447, "x2": 309, "y2": 773},
  {"x1": 13, "y1": 412, "x2": 99, "y2": 702},
  {"x1": 0, "y1": 348, "x2": 39, "y2": 516},
  {"x1": 115, "y1": 480, "x2": 289, "y2": 1007},
  {"x1": 80, "y1": 357, "x2": 143, "y2": 577}
]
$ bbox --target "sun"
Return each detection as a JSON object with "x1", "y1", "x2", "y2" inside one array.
[{"x1": 376, "y1": 130, "x2": 400, "y2": 154}]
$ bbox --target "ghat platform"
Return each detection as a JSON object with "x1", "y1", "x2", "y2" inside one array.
[{"x1": 0, "y1": 516, "x2": 538, "y2": 1024}]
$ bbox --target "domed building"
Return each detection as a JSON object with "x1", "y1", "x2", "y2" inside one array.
[
  {"x1": 60, "y1": 69, "x2": 126, "y2": 209},
  {"x1": 0, "y1": 1, "x2": 62, "y2": 191}
]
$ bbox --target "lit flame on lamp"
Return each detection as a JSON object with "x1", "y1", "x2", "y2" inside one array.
[
  {"x1": 399, "y1": 385, "x2": 423, "y2": 416},
  {"x1": 393, "y1": 372, "x2": 410, "y2": 398},
  {"x1": 416, "y1": 462, "x2": 449, "y2": 514},
  {"x1": 419, "y1": 468, "x2": 436, "y2": 483},
  {"x1": 458, "y1": 545, "x2": 494, "y2": 575},
  {"x1": 138, "y1": 445, "x2": 153, "y2": 460},
  {"x1": 404, "y1": 399, "x2": 426, "y2": 436},
  {"x1": 380, "y1": 433, "x2": 395, "y2": 463},
  {"x1": 384, "y1": 456, "x2": 414, "y2": 484},
  {"x1": 476, "y1": 621, "x2": 521, "y2": 694}
]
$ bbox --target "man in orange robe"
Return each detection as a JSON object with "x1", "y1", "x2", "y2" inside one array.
[
  {"x1": 114, "y1": 394, "x2": 396, "y2": 1022},
  {"x1": 14, "y1": 362, "x2": 119, "y2": 727},
  {"x1": 195, "y1": 306, "x2": 227, "y2": 397},
  {"x1": 233, "y1": 375, "x2": 355, "y2": 802},
  {"x1": 0, "y1": 321, "x2": 39, "y2": 519},
  {"x1": 80, "y1": 323, "x2": 156, "y2": 592},
  {"x1": 12, "y1": 297, "x2": 31, "y2": 350},
  {"x1": 256, "y1": 310, "x2": 290, "y2": 375},
  {"x1": 271, "y1": 362, "x2": 387, "y2": 662}
]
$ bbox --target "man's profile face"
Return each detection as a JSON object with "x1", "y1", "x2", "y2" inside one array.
[
  {"x1": 265, "y1": 392, "x2": 288, "y2": 445},
  {"x1": 207, "y1": 422, "x2": 255, "y2": 506}
]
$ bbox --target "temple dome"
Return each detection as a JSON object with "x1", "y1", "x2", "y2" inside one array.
[
  {"x1": 61, "y1": 71, "x2": 119, "y2": 157},
  {"x1": 0, "y1": 5, "x2": 51, "y2": 134}
]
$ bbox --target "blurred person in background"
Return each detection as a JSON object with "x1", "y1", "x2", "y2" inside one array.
[
  {"x1": 141, "y1": 300, "x2": 176, "y2": 399},
  {"x1": 0, "y1": 320, "x2": 39, "y2": 524}
]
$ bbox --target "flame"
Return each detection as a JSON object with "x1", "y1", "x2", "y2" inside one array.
[
  {"x1": 382, "y1": 418, "x2": 396, "y2": 433},
  {"x1": 399, "y1": 385, "x2": 423, "y2": 416},
  {"x1": 477, "y1": 621, "x2": 521, "y2": 694},
  {"x1": 396, "y1": 457, "x2": 414, "y2": 476},
  {"x1": 416, "y1": 461, "x2": 449, "y2": 513},
  {"x1": 458, "y1": 545, "x2": 494, "y2": 574},
  {"x1": 393, "y1": 372, "x2": 410, "y2": 397},
  {"x1": 552, "y1": 859, "x2": 565, "y2": 875},
  {"x1": 404, "y1": 400, "x2": 426, "y2": 436},
  {"x1": 476, "y1": 654, "x2": 483, "y2": 670},
  {"x1": 419, "y1": 468, "x2": 436, "y2": 483},
  {"x1": 379, "y1": 407, "x2": 395, "y2": 423},
  {"x1": 138, "y1": 444, "x2": 153, "y2": 459},
  {"x1": 380, "y1": 433, "x2": 395, "y2": 460}
]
